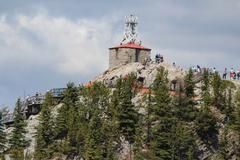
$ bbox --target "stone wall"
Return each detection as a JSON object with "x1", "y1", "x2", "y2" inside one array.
[{"x1": 109, "y1": 48, "x2": 150, "y2": 69}]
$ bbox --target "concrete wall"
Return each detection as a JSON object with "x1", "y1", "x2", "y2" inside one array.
[{"x1": 109, "y1": 48, "x2": 150, "y2": 69}]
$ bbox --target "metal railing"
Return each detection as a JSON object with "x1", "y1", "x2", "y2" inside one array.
[
  {"x1": 24, "y1": 94, "x2": 45, "y2": 106},
  {"x1": 2, "y1": 88, "x2": 66, "y2": 125},
  {"x1": 50, "y1": 88, "x2": 66, "y2": 98},
  {"x1": 2, "y1": 113, "x2": 14, "y2": 124}
]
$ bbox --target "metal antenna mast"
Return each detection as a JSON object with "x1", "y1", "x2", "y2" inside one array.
[{"x1": 121, "y1": 14, "x2": 139, "y2": 44}]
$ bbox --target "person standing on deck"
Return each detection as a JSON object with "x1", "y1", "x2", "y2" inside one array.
[
  {"x1": 237, "y1": 69, "x2": 240, "y2": 80},
  {"x1": 223, "y1": 68, "x2": 227, "y2": 79}
]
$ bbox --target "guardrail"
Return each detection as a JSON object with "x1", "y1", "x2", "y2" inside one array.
[
  {"x1": 2, "y1": 88, "x2": 66, "y2": 125},
  {"x1": 24, "y1": 94, "x2": 45, "y2": 106},
  {"x1": 2, "y1": 113, "x2": 14, "y2": 124},
  {"x1": 50, "y1": 88, "x2": 66, "y2": 98}
]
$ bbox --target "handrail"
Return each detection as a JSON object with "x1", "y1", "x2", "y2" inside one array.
[
  {"x1": 2, "y1": 113, "x2": 14, "y2": 124},
  {"x1": 2, "y1": 88, "x2": 66, "y2": 125}
]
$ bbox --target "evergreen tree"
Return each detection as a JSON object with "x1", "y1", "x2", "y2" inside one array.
[
  {"x1": 35, "y1": 92, "x2": 55, "y2": 160},
  {"x1": 117, "y1": 74, "x2": 139, "y2": 159},
  {"x1": 54, "y1": 82, "x2": 79, "y2": 154},
  {"x1": 222, "y1": 81, "x2": 236, "y2": 123},
  {"x1": 184, "y1": 69, "x2": 195, "y2": 98},
  {"x1": 84, "y1": 110, "x2": 105, "y2": 160},
  {"x1": 234, "y1": 89, "x2": 240, "y2": 141},
  {"x1": 195, "y1": 106, "x2": 218, "y2": 145},
  {"x1": 65, "y1": 82, "x2": 79, "y2": 150},
  {"x1": 218, "y1": 127, "x2": 229, "y2": 160},
  {"x1": 79, "y1": 82, "x2": 117, "y2": 159},
  {"x1": 8, "y1": 98, "x2": 27, "y2": 159},
  {"x1": 145, "y1": 89, "x2": 153, "y2": 147},
  {"x1": 132, "y1": 114, "x2": 145, "y2": 160},
  {"x1": 201, "y1": 70, "x2": 211, "y2": 106},
  {"x1": 171, "y1": 86, "x2": 184, "y2": 119},
  {"x1": 149, "y1": 67, "x2": 174, "y2": 159},
  {"x1": 171, "y1": 69, "x2": 196, "y2": 122},
  {"x1": 0, "y1": 111, "x2": 6, "y2": 154},
  {"x1": 171, "y1": 86, "x2": 198, "y2": 159},
  {"x1": 54, "y1": 105, "x2": 68, "y2": 140},
  {"x1": 170, "y1": 121, "x2": 197, "y2": 160},
  {"x1": 225, "y1": 88, "x2": 235, "y2": 123},
  {"x1": 211, "y1": 72, "x2": 223, "y2": 108}
]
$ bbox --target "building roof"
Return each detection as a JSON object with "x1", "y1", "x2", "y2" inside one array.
[{"x1": 109, "y1": 42, "x2": 151, "y2": 51}]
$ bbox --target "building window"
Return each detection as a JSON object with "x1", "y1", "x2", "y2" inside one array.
[
  {"x1": 135, "y1": 49, "x2": 140, "y2": 62},
  {"x1": 115, "y1": 48, "x2": 119, "y2": 59}
]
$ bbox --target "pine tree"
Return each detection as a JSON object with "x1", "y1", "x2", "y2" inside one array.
[
  {"x1": 121, "y1": 74, "x2": 138, "y2": 134},
  {"x1": 102, "y1": 87, "x2": 119, "y2": 160},
  {"x1": 145, "y1": 89, "x2": 153, "y2": 147},
  {"x1": 0, "y1": 111, "x2": 6, "y2": 154},
  {"x1": 149, "y1": 67, "x2": 173, "y2": 159},
  {"x1": 170, "y1": 121, "x2": 197, "y2": 160},
  {"x1": 211, "y1": 72, "x2": 223, "y2": 108},
  {"x1": 184, "y1": 69, "x2": 195, "y2": 98},
  {"x1": 225, "y1": 88, "x2": 234, "y2": 123},
  {"x1": 148, "y1": 67, "x2": 197, "y2": 159},
  {"x1": 132, "y1": 114, "x2": 145, "y2": 160},
  {"x1": 221, "y1": 81, "x2": 236, "y2": 124},
  {"x1": 234, "y1": 89, "x2": 240, "y2": 141},
  {"x1": 65, "y1": 82, "x2": 79, "y2": 150},
  {"x1": 54, "y1": 105, "x2": 68, "y2": 140},
  {"x1": 54, "y1": 82, "x2": 79, "y2": 154},
  {"x1": 195, "y1": 106, "x2": 218, "y2": 145},
  {"x1": 84, "y1": 110, "x2": 105, "y2": 160},
  {"x1": 8, "y1": 98, "x2": 27, "y2": 159},
  {"x1": 101, "y1": 119, "x2": 118, "y2": 160},
  {"x1": 201, "y1": 70, "x2": 211, "y2": 106},
  {"x1": 35, "y1": 92, "x2": 55, "y2": 160},
  {"x1": 183, "y1": 69, "x2": 197, "y2": 121},
  {"x1": 78, "y1": 82, "x2": 117, "y2": 159},
  {"x1": 117, "y1": 73, "x2": 139, "y2": 159},
  {"x1": 171, "y1": 88, "x2": 198, "y2": 159},
  {"x1": 218, "y1": 127, "x2": 229, "y2": 160}
]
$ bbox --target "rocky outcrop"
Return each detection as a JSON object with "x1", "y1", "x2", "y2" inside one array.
[
  {"x1": 24, "y1": 103, "x2": 63, "y2": 157},
  {"x1": 24, "y1": 114, "x2": 40, "y2": 157},
  {"x1": 94, "y1": 62, "x2": 185, "y2": 89}
]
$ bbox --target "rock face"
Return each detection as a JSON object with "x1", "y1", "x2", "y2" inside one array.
[
  {"x1": 24, "y1": 103, "x2": 63, "y2": 157},
  {"x1": 3, "y1": 114, "x2": 40, "y2": 159},
  {"x1": 24, "y1": 114, "x2": 40, "y2": 157},
  {"x1": 94, "y1": 62, "x2": 185, "y2": 88}
]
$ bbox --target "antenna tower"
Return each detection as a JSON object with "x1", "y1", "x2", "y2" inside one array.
[{"x1": 121, "y1": 14, "x2": 139, "y2": 44}]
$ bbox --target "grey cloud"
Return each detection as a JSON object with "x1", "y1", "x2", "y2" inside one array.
[{"x1": 0, "y1": 0, "x2": 240, "y2": 108}]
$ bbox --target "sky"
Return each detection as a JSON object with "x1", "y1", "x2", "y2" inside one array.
[{"x1": 0, "y1": 0, "x2": 240, "y2": 109}]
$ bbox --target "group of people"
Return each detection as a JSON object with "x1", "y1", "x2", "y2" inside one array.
[
  {"x1": 146, "y1": 55, "x2": 240, "y2": 81},
  {"x1": 191, "y1": 65, "x2": 204, "y2": 73},
  {"x1": 223, "y1": 68, "x2": 240, "y2": 80},
  {"x1": 192, "y1": 65, "x2": 220, "y2": 75},
  {"x1": 155, "y1": 54, "x2": 164, "y2": 64},
  {"x1": 143, "y1": 54, "x2": 164, "y2": 66},
  {"x1": 191, "y1": 66, "x2": 240, "y2": 80}
]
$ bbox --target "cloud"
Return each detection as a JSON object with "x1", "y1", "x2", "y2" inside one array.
[
  {"x1": 0, "y1": 13, "x2": 115, "y2": 76},
  {"x1": 1, "y1": 0, "x2": 240, "y2": 108},
  {"x1": 0, "y1": 12, "x2": 119, "y2": 108}
]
